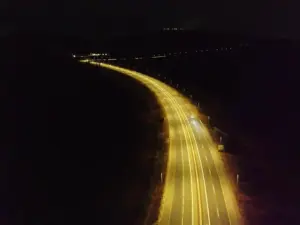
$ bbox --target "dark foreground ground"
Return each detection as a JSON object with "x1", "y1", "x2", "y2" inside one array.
[
  {"x1": 1, "y1": 34, "x2": 163, "y2": 225},
  {"x1": 114, "y1": 40, "x2": 300, "y2": 224}
]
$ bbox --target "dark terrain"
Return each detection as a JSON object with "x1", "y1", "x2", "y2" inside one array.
[{"x1": 1, "y1": 33, "x2": 163, "y2": 225}]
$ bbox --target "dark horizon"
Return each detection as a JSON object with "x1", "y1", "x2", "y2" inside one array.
[{"x1": 1, "y1": 0, "x2": 297, "y2": 40}]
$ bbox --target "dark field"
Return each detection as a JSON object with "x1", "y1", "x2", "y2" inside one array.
[{"x1": 1, "y1": 34, "x2": 163, "y2": 225}]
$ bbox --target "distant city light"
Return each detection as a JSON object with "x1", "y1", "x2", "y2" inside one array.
[
  {"x1": 163, "y1": 28, "x2": 184, "y2": 31},
  {"x1": 151, "y1": 55, "x2": 166, "y2": 59}
]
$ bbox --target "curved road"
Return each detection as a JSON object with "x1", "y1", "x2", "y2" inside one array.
[{"x1": 86, "y1": 61, "x2": 241, "y2": 225}]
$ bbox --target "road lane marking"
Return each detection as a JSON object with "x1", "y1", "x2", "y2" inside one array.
[
  {"x1": 187, "y1": 104, "x2": 235, "y2": 225},
  {"x1": 166, "y1": 91, "x2": 196, "y2": 225},
  {"x1": 140, "y1": 77, "x2": 197, "y2": 225},
  {"x1": 158, "y1": 85, "x2": 200, "y2": 225},
  {"x1": 216, "y1": 207, "x2": 220, "y2": 218},
  {"x1": 178, "y1": 105, "x2": 202, "y2": 225},
  {"x1": 180, "y1": 109, "x2": 185, "y2": 225},
  {"x1": 182, "y1": 123, "x2": 194, "y2": 225},
  {"x1": 181, "y1": 106, "x2": 211, "y2": 225},
  {"x1": 158, "y1": 83, "x2": 209, "y2": 225},
  {"x1": 206, "y1": 151, "x2": 233, "y2": 225},
  {"x1": 181, "y1": 108, "x2": 211, "y2": 225},
  {"x1": 205, "y1": 156, "x2": 208, "y2": 161},
  {"x1": 212, "y1": 185, "x2": 216, "y2": 195}
]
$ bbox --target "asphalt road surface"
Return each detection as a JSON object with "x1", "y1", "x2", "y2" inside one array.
[{"x1": 86, "y1": 60, "x2": 241, "y2": 225}]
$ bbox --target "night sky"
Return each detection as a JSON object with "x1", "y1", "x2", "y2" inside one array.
[{"x1": 1, "y1": 0, "x2": 295, "y2": 39}]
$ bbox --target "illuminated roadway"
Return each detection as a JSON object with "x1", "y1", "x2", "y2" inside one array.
[{"x1": 84, "y1": 60, "x2": 242, "y2": 225}]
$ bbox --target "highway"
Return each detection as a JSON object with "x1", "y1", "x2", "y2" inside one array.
[{"x1": 85, "y1": 61, "x2": 242, "y2": 225}]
